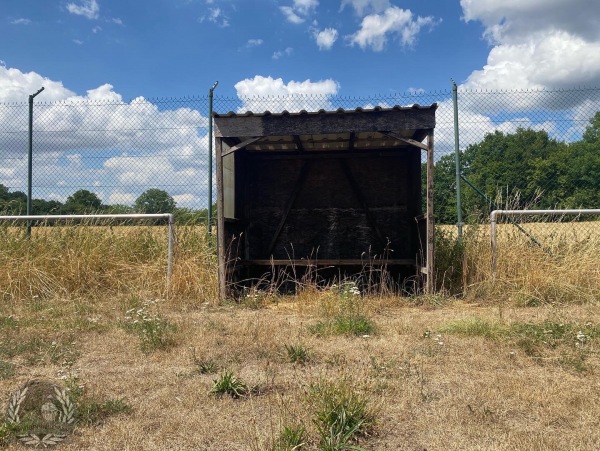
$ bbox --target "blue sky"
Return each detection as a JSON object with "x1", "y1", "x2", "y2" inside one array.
[
  {"x1": 3, "y1": 0, "x2": 600, "y2": 100},
  {"x1": 1, "y1": 0, "x2": 600, "y2": 208},
  {"x1": 0, "y1": 0, "x2": 492, "y2": 99}
]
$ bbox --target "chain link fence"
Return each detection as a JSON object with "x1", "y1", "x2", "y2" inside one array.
[{"x1": 1, "y1": 88, "x2": 599, "y2": 235}]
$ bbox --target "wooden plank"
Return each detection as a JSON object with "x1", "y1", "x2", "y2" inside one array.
[
  {"x1": 214, "y1": 108, "x2": 436, "y2": 138},
  {"x1": 221, "y1": 137, "x2": 262, "y2": 157},
  {"x1": 238, "y1": 259, "x2": 416, "y2": 266},
  {"x1": 381, "y1": 132, "x2": 429, "y2": 151},
  {"x1": 426, "y1": 130, "x2": 435, "y2": 294},
  {"x1": 215, "y1": 138, "x2": 227, "y2": 301},
  {"x1": 339, "y1": 159, "x2": 387, "y2": 248},
  {"x1": 247, "y1": 150, "x2": 410, "y2": 160},
  {"x1": 348, "y1": 132, "x2": 356, "y2": 150},
  {"x1": 293, "y1": 135, "x2": 304, "y2": 151},
  {"x1": 265, "y1": 160, "x2": 313, "y2": 257}
]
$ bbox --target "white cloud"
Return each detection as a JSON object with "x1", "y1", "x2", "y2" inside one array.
[
  {"x1": 461, "y1": 0, "x2": 600, "y2": 44},
  {"x1": 348, "y1": 6, "x2": 438, "y2": 51},
  {"x1": 11, "y1": 18, "x2": 32, "y2": 25},
  {"x1": 314, "y1": 28, "x2": 338, "y2": 50},
  {"x1": 246, "y1": 39, "x2": 263, "y2": 47},
  {"x1": 111, "y1": 17, "x2": 123, "y2": 26},
  {"x1": 108, "y1": 191, "x2": 135, "y2": 205},
  {"x1": 234, "y1": 75, "x2": 339, "y2": 112},
  {"x1": 280, "y1": 6, "x2": 305, "y2": 24},
  {"x1": 199, "y1": 7, "x2": 230, "y2": 27},
  {"x1": 460, "y1": 0, "x2": 600, "y2": 91},
  {"x1": 0, "y1": 65, "x2": 75, "y2": 103},
  {"x1": 0, "y1": 65, "x2": 210, "y2": 209},
  {"x1": 292, "y1": 0, "x2": 318, "y2": 15},
  {"x1": 92, "y1": 26, "x2": 102, "y2": 33},
  {"x1": 272, "y1": 47, "x2": 294, "y2": 59},
  {"x1": 66, "y1": 0, "x2": 100, "y2": 20},
  {"x1": 340, "y1": 0, "x2": 390, "y2": 16},
  {"x1": 73, "y1": 39, "x2": 84, "y2": 45},
  {"x1": 280, "y1": 0, "x2": 318, "y2": 24}
]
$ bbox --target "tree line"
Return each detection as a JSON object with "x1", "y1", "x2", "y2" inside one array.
[
  {"x1": 0, "y1": 186, "x2": 212, "y2": 224},
  {"x1": 431, "y1": 111, "x2": 600, "y2": 224}
]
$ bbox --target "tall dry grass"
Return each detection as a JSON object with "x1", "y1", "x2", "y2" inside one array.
[
  {"x1": 436, "y1": 221, "x2": 600, "y2": 305},
  {"x1": 1, "y1": 219, "x2": 597, "y2": 307},
  {"x1": 0, "y1": 222, "x2": 217, "y2": 307}
]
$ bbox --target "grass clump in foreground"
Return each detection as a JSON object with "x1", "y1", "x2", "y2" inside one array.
[
  {"x1": 273, "y1": 424, "x2": 307, "y2": 451},
  {"x1": 122, "y1": 300, "x2": 177, "y2": 353},
  {"x1": 284, "y1": 344, "x2": 310, "y2": 364},
  {"x1": 210, "y1": 371, "x2": 250, "y2": 399},
  {"x1": 309, "y1": 380, "x2": 375, "y2": 451},
  {"x1": 309, "y1": 282, "x2": 376, "y2": 337}
]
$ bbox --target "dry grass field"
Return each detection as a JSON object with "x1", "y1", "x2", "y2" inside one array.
[{"x1": 0, "y1": 222, "x2": 599, "y2": 450}]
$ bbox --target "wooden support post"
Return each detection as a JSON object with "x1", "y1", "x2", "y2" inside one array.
[
  {"x1": 216, "y1": 138, "x2": 227, "y2": 301},
  {"x1": 426, "y1": 130, "x2": 435, "y2": 294}
]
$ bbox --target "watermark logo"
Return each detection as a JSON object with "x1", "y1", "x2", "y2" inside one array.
[{"x1": 6, "y1": 379, "x2": 74, "y2": 448}]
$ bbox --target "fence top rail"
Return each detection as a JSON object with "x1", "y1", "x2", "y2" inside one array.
[
  {"x1": 0, "y1": 214, "x2": 174, "y2": 223},
  {"x1": 491, "y1": 209, "x2": 600, "y2": 222}
]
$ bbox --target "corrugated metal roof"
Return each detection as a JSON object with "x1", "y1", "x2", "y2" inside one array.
[{"x1": 213, "y1": 103, "x2": 438, "y2": 118}]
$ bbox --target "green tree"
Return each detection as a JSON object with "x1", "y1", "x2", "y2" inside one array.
[
  {"x1": 134, "y1": 189, "x2": 176, "y2": 214},
  {"x1": 64, "y1": 189, "x2": 103, "y2": 214},
  {"x1": 460, "y1": 128, "x2": 567, "y2": 214},
  {"x1": 32, "y1": 199, "x2": 63, "y2": 215}
]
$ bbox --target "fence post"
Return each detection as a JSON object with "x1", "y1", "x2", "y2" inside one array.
[
  {"x1": 27, "y1": 87, "x2": 45, "y2": 238},
  {"x1": 452, "y1": 80, "x2": 463, "y2": 239},
  {"x1": 207, "y1": 81, "x2": 218, "y2": 235}
]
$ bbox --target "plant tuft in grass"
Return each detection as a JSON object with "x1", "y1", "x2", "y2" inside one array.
[
  {"x1": 210, "y1": 371, "x2": 249, "y2": 398},
  {"x1": 123, "y1": 301, "x2": 176, "y2": 353},
  {"x1": 284, "y1": 344, "x2": 309, "y2": 364},
  {"x1": 76, "y1": 398, "x2": 133, "y2": 427},
  {"x1": 310, "y1": 380, "x2": 374, "y2": 451},
  {"x1": 0, "y1": 360, "x2": 15, "y2": 380},
  {"x1": 310, "y1": 314, "x2": 376, "y2": 337},
  {"x1": 191, "y1": 348, "x2": 218, "y2": 374},
  {"x1": 273, "y1": 424, "x2": 306, "y2": 451},
  {"x1": 439, "y1": 317, "x2": 508, "y2": 339}
]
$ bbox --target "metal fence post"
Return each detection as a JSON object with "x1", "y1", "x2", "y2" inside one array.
[
  {"x1": 452, "y1": 80, "x2": 463, "y2": 239},
  {"x1": 207, "y1": 81, "x2": 218, "y2": 235},
  {"x1": 27, "y1": 87, "x2": 45, "y2": 237}
]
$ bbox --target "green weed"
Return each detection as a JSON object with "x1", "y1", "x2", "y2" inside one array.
[
  {"x1": 284, "y1": 344, "x2": 309, "y2": 364},
  {"x1": 123, "y1": 302, "x2": 176, "y2": 353},
  {"x1": 210, "y1": 371, "x2": 249, "y2": 398},
  {"x1": 0, "y1": 360, "x2": 15, "y2": 380},
  {"x1": 191, "y1": 348, "x2": 218, "y2": 374},
  {"x1": 310, "y1": 380, "x2": 374, "y2": 451},
  {"x1": 273, "y1": 424, "x2": 307, "y2": 450},
  {"x1": 310, "y1": 314, "x2": 375, "y2": 337},
  {"x1": 76, "y1": 398, "x2": 133, "y2": 427}
]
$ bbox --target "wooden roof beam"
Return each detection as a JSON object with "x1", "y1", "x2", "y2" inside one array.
[
  {"x1": 220, "y1": 137, "x2": 263, "y2": 157},
  {"x1": 381, "y1": 132, "x2": 429, "y2": 151}
]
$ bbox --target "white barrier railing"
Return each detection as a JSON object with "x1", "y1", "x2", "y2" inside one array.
[
  {"x1": 0, "y1": 214, "x2": 175, "y2": 281},
  {"x1": 490, "y1": 209, "x2": 600, "y2": 275}
]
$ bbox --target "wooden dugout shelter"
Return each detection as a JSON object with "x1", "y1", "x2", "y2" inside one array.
[{"x1": 213, "y1": 104, "x2": 437, "y2": 299}]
